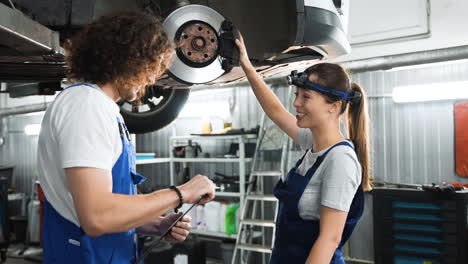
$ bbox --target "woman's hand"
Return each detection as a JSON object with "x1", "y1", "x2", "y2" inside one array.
[{"x1": 235, "y1": 33, "x2": 252, "y2": 69}]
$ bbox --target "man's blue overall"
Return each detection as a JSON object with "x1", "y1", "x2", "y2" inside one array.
[{"x1": 43, "y1": 84, "x2": 146, "y2": 263}]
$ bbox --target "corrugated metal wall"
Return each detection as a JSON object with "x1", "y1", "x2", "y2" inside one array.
[
  {"x1": 0, "y1": 95, "x2": 53, "y2": 198},
  {"x1": 1, "y1": 59, "x2": 468, "y2": 260},
  {"x1": 0, "y1": 94, "x2": 53, "y2": 216},
  {"x1": 0, "y1": 114, "x2": 42, "y2": 195},
  {"x1": 345, "y1": 61, "x2": 468, "y2": 261},
  {"x1": 356, "y1": 62, "x2": 468, "y2": 185}
]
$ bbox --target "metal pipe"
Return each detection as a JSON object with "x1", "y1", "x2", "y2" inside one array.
[
  {"x1": 341, "y1": 45, "x2": 468, "y2": 73},
  {"x1": 193, "y1": 74, "x2": 289, "y2": 91},
  {"x1": 0, "y1": 102, "x2": 50, "y2": 117},
  {"x1": 196, "y1": 45, "x2": 468, "y2": 91},
  {"x1": 0, "y1": 118, "x2": 7, "y2": 146}
]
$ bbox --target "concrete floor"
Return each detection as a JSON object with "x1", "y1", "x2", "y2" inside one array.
[
  {"x1": 1, "y1": 256, "x2": 371, "y2": 264},
  {"x1": 2, "y1": 245, "x2": 41, "y2": 264},
  {"x1": 0, "y1": 245, "x2": 372, "y2": 264},
  {"x1": 4, "y1": 258, "x2": 37, "y2": 264}
]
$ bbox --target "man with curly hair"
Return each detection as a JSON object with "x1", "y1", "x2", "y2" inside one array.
[{"x1": 37, "y1": 11, "x2": 216, "y2": 263}]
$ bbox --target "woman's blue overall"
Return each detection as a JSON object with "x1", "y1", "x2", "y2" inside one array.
[
  {"x1": 270, "y1": 141, "x2": 364, "y2": 264},
  {"x1": 42, "y1": 84, "x2": 146, "y2": 263}
]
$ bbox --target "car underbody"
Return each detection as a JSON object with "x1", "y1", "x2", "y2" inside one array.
[{"x1": 0, "y1": 0, "x2": 350, "y2": 133}]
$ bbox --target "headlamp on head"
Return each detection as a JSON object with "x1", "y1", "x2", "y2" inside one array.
[
  {"x1": 287, "y1": 70, "x2": 361, "y2": 104},
  {"x1": 287, "y1": 70, "x2": 309, "y2": 88}
]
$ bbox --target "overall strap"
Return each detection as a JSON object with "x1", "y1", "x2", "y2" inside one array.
[
  {"x1": 306, "y1": 141, "x2": 354, "y2": 179},
  {"x1": 293, "y1": 149, "x2": 310, "y2": 169},
  {"x1": 63, "y1": 83, "x2": 96, "y2": 90},
  {"x1": 57, "y1": 83, "x2": 97, "y2": 99},
  {"x1": 116, "y1": 117, "x2": 130, "y2": 142}
]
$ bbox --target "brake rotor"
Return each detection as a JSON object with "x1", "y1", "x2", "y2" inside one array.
[{"x1": 163, "y1": 5, "x2": 225, "y2": 84}]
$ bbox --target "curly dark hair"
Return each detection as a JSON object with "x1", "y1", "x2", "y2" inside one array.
[{"x1": 64, "y1": 11, "x2": 173, "y2": 100}]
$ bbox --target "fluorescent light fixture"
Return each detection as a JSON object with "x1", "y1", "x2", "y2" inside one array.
[
  {"x1": 392, "y1": 81, "x2": 468, "y2": 103},
  {"x1": 178, "y1": 101, "x2": 230, "y2": 119},
  {"x1": 24, "y1": 124, "x2": 41, "y2": 136}
]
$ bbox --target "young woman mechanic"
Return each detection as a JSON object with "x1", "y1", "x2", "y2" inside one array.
[
  {"x1": 37, "y1": 12, "x2": 216, "y2": 263},
  {"x1": 236, "y1": 36, "x2": 371, "y2": 263}
]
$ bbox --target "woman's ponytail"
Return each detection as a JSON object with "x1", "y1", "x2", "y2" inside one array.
[
  {"x1": 348, "y1": 82, "x2": 372, "y2": 191},
  {"x1": 303, "y1": 63, "x2": 371, "y2": 191}
]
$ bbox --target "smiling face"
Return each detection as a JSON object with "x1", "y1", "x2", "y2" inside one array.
[{"x1": 293, "y1": 74, "x2": 341, "y2": 129}]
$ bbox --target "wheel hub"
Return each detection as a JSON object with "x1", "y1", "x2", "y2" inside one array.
[{"x1": 177, "y1": 22, "x2": 218, "y2": 65}]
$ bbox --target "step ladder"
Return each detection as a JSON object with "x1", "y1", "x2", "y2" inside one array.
[{"x1": 232, "y1": 86, "x2": 294, "y2": 264}]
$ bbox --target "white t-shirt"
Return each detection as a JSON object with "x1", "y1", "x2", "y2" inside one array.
[
  {"x1": 38, "y1": 84, "x2": 123, "y2": 226},
  {"x1": 295, "y1": 128, "x2": 362, "y2": 220}
]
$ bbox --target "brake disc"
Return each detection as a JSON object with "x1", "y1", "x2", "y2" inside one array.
[{"x1": 163, "y1": 5, "x2": 225, "y2": 84}]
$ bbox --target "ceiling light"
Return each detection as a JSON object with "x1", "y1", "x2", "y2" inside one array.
[
  {"x1": 24, "y1": 124, "x2": 41, "y2": 136},
  {"x1": 392, "y1": 81, "x2": 468, "y2": 103},
  {"x1": 178, "y1": 101, "x2": 230, "y2": 119}
]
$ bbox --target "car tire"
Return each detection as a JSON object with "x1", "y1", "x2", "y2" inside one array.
[{"x1": 120, "y1": 87, "x2": 190, "y2": 134}]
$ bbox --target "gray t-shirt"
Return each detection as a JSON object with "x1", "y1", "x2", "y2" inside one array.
[{"x1": 295, "y1": 128, "x2": 362, "y2": 220}]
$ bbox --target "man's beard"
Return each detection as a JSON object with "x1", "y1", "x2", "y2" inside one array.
[{"x1": 117, "y1": 86, "x2": 138, "y2": 102}]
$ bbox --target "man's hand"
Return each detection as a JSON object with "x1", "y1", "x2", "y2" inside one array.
[
  {"x1": 137, "y1": 212, "x2": 192, "y2": 242},
  {"x1": 163, "y1": 213, "x2": 192, "y2": 242},
  {"x1": 178, "y1": 174, "x2": 216, "y2": 204}
]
